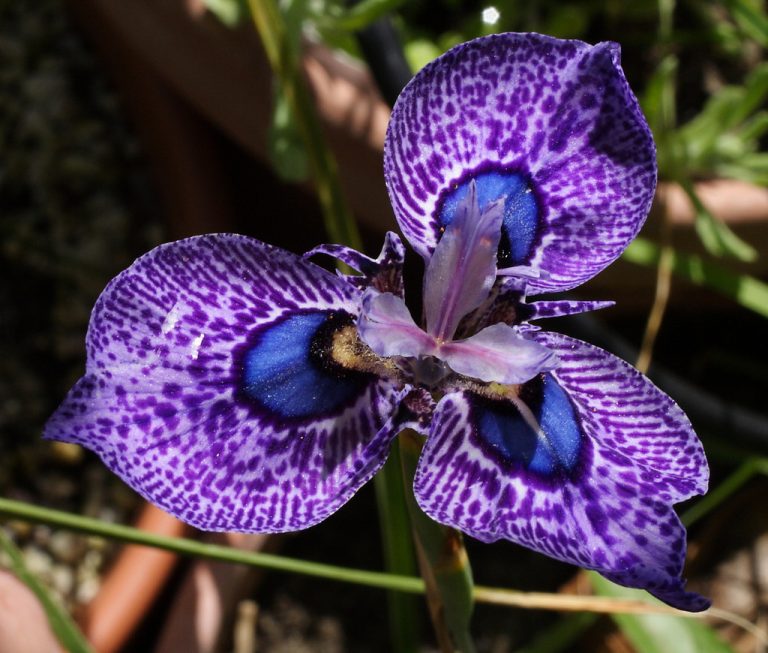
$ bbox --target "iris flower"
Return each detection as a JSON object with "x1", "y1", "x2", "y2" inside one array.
[{"x1": 46, "y1": 33, "x2": 709, "y2": 611}]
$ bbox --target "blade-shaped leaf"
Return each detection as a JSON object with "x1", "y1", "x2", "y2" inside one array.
[
  {"x1": 331, "y1": 0, "x2": 406, "y2": 31},
  {"x1": 623, "y1": 238, "x2": 768, "y2": 318},
  {"x1": 202, "y1": 0, "x2": 249, "y2": 26},
  {"x1": 269, "y1": 82, "x2": 310, "y2": 182},
  {"x1": 724, "y1": 0, "x2": 768, "y2": 45},
  {"x1": 641, "y1": 55, "x2": 678, "y2": 137},
  {"x1": 682, "y1": 179, "x2": 758, "y2": 262}
]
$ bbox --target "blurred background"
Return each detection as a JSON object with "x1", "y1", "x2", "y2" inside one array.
[{"x1": 1, "y1": 0, "x2": 767, "y2": 651}]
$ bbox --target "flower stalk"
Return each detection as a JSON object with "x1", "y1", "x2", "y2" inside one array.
[{"x1": 400, "y1": 430, "x2": 476, "y2": 653}]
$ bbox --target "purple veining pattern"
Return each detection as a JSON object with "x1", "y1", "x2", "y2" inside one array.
[
  {"x1": 44, "y1": 235, "x2": 402, "y2": 532},
  {"x1": 413, "y1": 334, "x2": 708, "y2": 610},
  {"x1": 305, "y1": 231, "x2": 406, "y2": 297},
  {"x1": 384, "y1": 32, "x2": 656, "y2": 294}
]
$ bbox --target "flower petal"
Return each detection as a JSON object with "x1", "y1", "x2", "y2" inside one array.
[
  {"x1": 530, "y1": 332, "x2": 708, "y2": 497},
  {"x1": 305, "y1": 231, "x2": 406, "y2": 296},
  {"x1": 413, "y1": 336, "x2": 708, "y2": 610},
  {"x1": 525, "y1": 299, "x2": 615, "y2": 321},
  {"x1": 358, "y1": 289, "x2": 435, "y2": 358},
  {"x1": 439, "y1": 323, "x2": 557, "y2": 384},
  {"x1": 44, "y1": 235, "x2": 402, "y2": 532},
  {"x1": 423, "y1": 180, "x2": 503, "y2": 340},
  {"x1": 385, "y1": 32, "x2": 656, "y2": 293}
]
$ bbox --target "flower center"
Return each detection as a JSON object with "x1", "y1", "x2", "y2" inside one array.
[{"x1": 237, "y1": 311, "x2": 372, "y2": 419}]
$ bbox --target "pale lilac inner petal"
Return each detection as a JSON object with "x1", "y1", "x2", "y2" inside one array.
[
  {"x1": 438, "y1": 323, "x2": 558, "y2": 384},
  {"x1": 423, "y1": 181, "x2": 504, "y2": 340},
  {"x1": 358, "y1": 289, "x2": 435, "y2": 358},
  {"x1": 496, "y1": 265, "x2": 549, "y2": 280}
]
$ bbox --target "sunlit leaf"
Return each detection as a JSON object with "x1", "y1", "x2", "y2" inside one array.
[
  {"x1": 269, "y1": 81, "x2": 310, "y2": 182},
  {"x1": 641, "y1": 55, "x2": 678, "y2": 137},
  {"x1": 202, "y1": 0, "x2": 249, "y2": 27},
  {"x1": 716, "y1": 153, "x2": 768, "y2": 185},
  {"x1": 729, "y1": 63, "x2": 768, "y2": 126},
  {"x1": 623, "y1": 238, "x2": 768, "y2": 318},
  {"x1": 723, "y1": 0, "x2": 768, "y2": 45},
  {"x1": 404, "y1": 38, "x2": 443, "y2": 73},
  {"x1": 681, "y1": 179, "x2": 758, "y2": 262},
  {"x1": 330, "y1": 0, "x2": 406, "y2": 31}
]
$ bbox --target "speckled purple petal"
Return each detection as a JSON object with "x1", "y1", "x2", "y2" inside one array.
[
  {"x1": 525, "y1": 299, "x2": 615, "y2": 320},
  {"x1": 44, "y1": 235, "x2": 402, "y2": 533},
  {"x1": 413, "y1": 335, "x2": 708, "y2": 610},
  {"x1": 385, "y1": 32, "x2": 656, "y2": 293},
  {"x1": 305, "y1": 231, "x2": 405, "y2": 296}
]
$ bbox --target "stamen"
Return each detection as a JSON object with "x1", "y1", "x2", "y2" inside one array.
[{"x1": 330, "y1": 324, "x2": 401, "y2": 380}]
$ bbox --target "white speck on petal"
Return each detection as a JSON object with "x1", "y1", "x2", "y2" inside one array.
[
  {"x1": 191, "y1": 333, "x2": 205, "y2": 360},
  {"x1": 161, "y1": 302, "x2": 183, "y2": 335}
]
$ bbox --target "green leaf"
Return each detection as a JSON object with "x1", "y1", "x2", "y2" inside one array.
[
  {"x1": 681, "y1": 179, "x2": 758, "y2": 262},
  {"x1": 674, "y1": 64, "x2": 768, "y2": 175},
  {"x1": 641, "y1": 55, "x2": 678, "y2": 136},
  {"x1": 623, "y1": 238, "x2": 768, "y2": 318},
  {"x1": 399, "y1": 431, "x2": 476, "y2": 653},
  {"x1": 248, "y1": 0, "x2": 363, "y2": 248},
  {"x1": 590, "y1": 573, "x2": 735, "y2": 653},
  {"x1": 282, "y1": 0, "x2": 310, "y2": 56},
  {"x1": 715, "y1": 155, "x2": 768, "y2": 185},
  {"x1": 738, "y1": 111, "x2": 768, "y2": 143},
  {"x1": 723, "y1": 0, "x2": 768, "y2": 45},
  {"x1": 404, "y1": 38, "x2": 443, "y2": 73},
  {"x1": 269, "y1": 84, "x2": 310, "y2": 182},
  {"x1": 374, "y1": 446, "x2": 421, "y2": 653},
  {"x1": 729, "y1": 63, "x2": 768, "y2": 127},
  {"x1": 0, "y1": 529, "x2": 94, "y2": 653},
  {"x1": 515, "y1": 612, "x2": 598, "y2": 653},
  {"x1": 330, "y1": 0, "x2": 406, "y2": 31},
  {"x1": 681, "y1": 458, "x2": 768, "y2": 528},
  {"x1": 202, "y1": 0, "x2": 249, "y2": 27}
]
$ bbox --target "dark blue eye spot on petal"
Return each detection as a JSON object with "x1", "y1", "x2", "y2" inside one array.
[
  {"x1": 471, "y1": 374, "x2": 583, "y2": 477},
  {"x1": 236, "y1": 311, "x2": 371, "y2": 420},
  {"x1": 437, "y1": 168, "x2": 540, "y2": 267}
]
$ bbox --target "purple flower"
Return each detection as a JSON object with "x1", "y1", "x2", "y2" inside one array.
[{"x1": 45, "y1": 33, "x2": 709, "y2": 611}]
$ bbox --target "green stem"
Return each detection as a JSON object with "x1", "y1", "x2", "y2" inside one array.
[
  {"x1": 246, "y1": 0, "x2": 362, "y2": 249},
  {"x1": 374, "y1": 445, "x2": 421, "y2": 652},
  {"x1": 399, "y1": 431, "x2": 476, "y2": 653},
  {"x1": 0, "y1": 497, "x2": 424, "y2": 595},
  {"x1": 1, "y1": 496, "x2": 731, "y2": 620}
]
